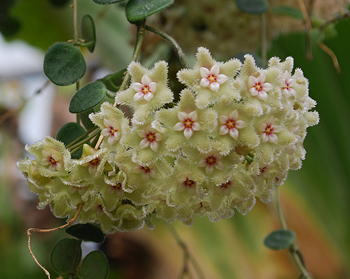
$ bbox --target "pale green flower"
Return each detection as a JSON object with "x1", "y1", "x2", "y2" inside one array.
[
  {"x1": 156, "y1": 89, "x2": 217, "y2": 152},
  {"x1": 115, "y1": 61, "x2": 173, "y2": 124},
  {"x1": 177, "y1": 47, "x2": 241, "y2": 108},
  {"x1": 89, "y1": 102, "x2": 130, "y2": 147}
]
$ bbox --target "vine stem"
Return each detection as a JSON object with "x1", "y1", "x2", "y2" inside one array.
[
  {"x1": 27, "y1": 204, "x2": 83, "y2": 279},
  {"x1": 168, "y1": 225, "x2": 205, "y2": 279},
  {"x1": 73, "y1": 0, "x2": 78, "y2": 43},
  {"x1": 274, "y1": 188, "x2": 312, "y2": 279},
  {"x1": 144, "y1": 25, "x2": 186, "y2": 68},
  {"x1": 261, "y1": 13, "x2": 267, "y2": 67},
  {"x1": 94, "y1": 22, "x2": 146, "y2": 149}
]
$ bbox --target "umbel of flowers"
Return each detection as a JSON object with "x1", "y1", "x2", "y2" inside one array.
[{"x1": 18, "y1": 48, "x2": 319, "y2": 233}]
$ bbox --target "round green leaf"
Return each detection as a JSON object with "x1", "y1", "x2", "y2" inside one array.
[
  {"x1": 235, "y1": 0, "x2": 268, "y2": 14},
  {"x1": 81, "y1": 15, "x2": 96, "y2": 53},
  {"x1": 264, "y1": 229, "x2": 296, "y2": 250},
  {"x1": 69, "y1": 81, "x2": 107, "y2": 113},
  {"x1": 50, "y1": 238, "x2": 82, "y2": 275},
  {"x1": 78, "y1": 251, "x2": 109, "y2": 279},
  {"x1": 56, "y1": 122, "x2": 86, "y2": 159},
  {"x1": 44, "y1": 42, "x2": 86, "y2": 86},
  {"x1": 92, "y1": 0, "x2": 125, "y2": 4},
  {"x1": 66, "y1": 224, "x2": 105, "y2": 243},
  {"x1": 126, "y1": 0, "x2": 174, "y2": 23}
]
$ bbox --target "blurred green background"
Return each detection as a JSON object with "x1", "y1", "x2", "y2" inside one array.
[{"x1": 1, "y1": 0, "x2": 350, "y2": 278}]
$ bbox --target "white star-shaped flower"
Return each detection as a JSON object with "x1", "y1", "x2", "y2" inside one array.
[
  {"x1": 219, "y1": 111, "x2": 245, "y2": 139},
  {"x1": 281, "y1": 71, "x2": 296, "y2": 96},
  {"x1": 101, "y1": 119, "x2": 120, "y2": 144},
  {"x1": 174, "y1": 111, "x2": 201, "y2": 139},
  {"x1": 249, "y1": 72, "x2": 273, "y2": 99},
  {"x1": 131, "y1": 75, "x2": 157, "y2": 102},
  {"x1": 138, "y1": 129, "x2": 162, "y2": 151},
  {"x1": 261, "y1": 122, "x2": 280, "y2": 143},
  {"x1": 200, "y1": 64, "x2": 228, "y2": 92}
]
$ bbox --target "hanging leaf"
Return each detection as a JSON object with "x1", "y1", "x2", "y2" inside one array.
[
  {"x1": 78, "y1": 251, "x2": 110, "y2": 279},
  {"x1": 69, "y1": 81, "x2": 107, "y2": 113},
  {"x1": 235, "y1": 0, "x2": 268, "y2": 14},
  {"x1": 92, "y1": 0, "x2": 125, "y2": 4},
  {"x1": 56, "y1": 122, "x2": 86, "y2": 159},
  {"x1": 271, "y1": 5, "x2": 303, "y2": 19},
  {"x1": 44, "y1": 42, "x2": 86, "y2": 86},
  {"x1": 81, "y1": 14, "x2": 96, "y2": 53},
  {"x1": 126, "y1": 0, "x2": 174, "y2": 23},
  {"x1": 99, "y1": 68, "x2": 126, "y2": 91},
  {"x1": 50, "y1": 238, "x2": 82, "y2": 275},
  {"x1": 66, "y1": 224, "x2": 105, "y2": 243},
  {"x1": 264, "y1": 229, "x2": 296, "y2": 250}
]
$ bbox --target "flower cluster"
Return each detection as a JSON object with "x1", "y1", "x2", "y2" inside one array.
[{"x1": 18, "y1": 48, "x2": 319, "y2": 232}]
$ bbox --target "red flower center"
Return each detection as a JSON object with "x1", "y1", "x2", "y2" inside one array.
[
  {"x1": 141, "y1": 85, "x2": 151, "y2": 95},
  {"x1": 89, "y1": 158, "x2": 100, "y2": 167},
  {"x1": 140, "y1": 166, "x2": 151, "y2": 174},
  {"x1": 254, "y1": 82, "x2": 263, "y2": 92},
  {"x1": 183, "y1": 118, "x2": 194, "y2": 129},
  {"x1": 108, "y1": 126, "x2": 118, "y2": 136},
  {"x1": 225, "y1": 119, "x2": 236, "y2": 130},
  {"x1": 205, "y1": 155, "x2": 217, "y2": 166},
  {"x1": 48, "y1": 156, "x2": 58, "y2": 167},
  {"x1": 207, "y1": 74, "x2": 217, "y2": 83},
  {"x1": 111, "y1": 183, "x2": 122, "y2": 191},
  {"x1": 183, "y1": 177, "x2": 196, "y2": 188},
  {"x1": 220, "y1": 180, "x2": 232, "y2": 189},
  {"x1": 264, "y1": 124, "x2": 274, "y2": 136},
  {"x1": 145, "y1": 132, "x2": 157, "y2": 142}
]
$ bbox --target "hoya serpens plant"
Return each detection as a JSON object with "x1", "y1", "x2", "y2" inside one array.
[
  {"x1": 19, "y1": 47, "x2": 319, "y2": 232},
  {"x1": 17, "y1": 0, "x2": 324, "y2": 278}
]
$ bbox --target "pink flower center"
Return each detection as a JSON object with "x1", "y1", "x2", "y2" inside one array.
[
  {"x1": 111, "y1": 183, "x2": 122, "y2": 191},
  {"x1": 263, "y1": 124, "x2": 274, "y2": 136},
  {"x1": 207, "y1": 74, "x2": 218, "y2": 83},
  {"x1": 183, "y1": 118, "x2": 194, "y2": 129},
  {"x1": 259, "y1": 166, "x2": 268, "y2": 175},
  {"x1": 220, "y1": 180, "x2": 232, "y2": 189},
  {"x1": 183, "y1": 177, "x2": 196, "y2": 188},
  {"x1": 205, "y1": 155, "x2": 217, "y2": 166},
  {"x1": 145, "y1": 132, "x2": 157, "y2": 143},
  {"x1": 224, "y1": 119, "x2": 236, "y2": 130},
  {"x1": 48, "y1": 156, "x2": 58, "y2": 167},
  {"x1": 282, "y1": 81, "x2": 292, "y2": 91},
  {"x1": 253, "y1": 82, "x2": 263, "y2": 92},
  {"x1": 141, "y1": 85, "x2": 151, "y2": 95}
]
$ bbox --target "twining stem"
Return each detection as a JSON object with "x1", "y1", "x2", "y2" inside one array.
[
  {"x1": 318, "y1": 43, "x2": 341, "y2": 73},
  {"x1": 94, "y1": 22, "x2": 146, "y2": 150},
  {"x1": 27, "y1": 204, "x2": 83, "y2": 279},
  {"x1": 261, "y1": 13, "x2": 267, "y2": 67},
  {"x1": 168, "y1": 225, "x2": 205, "y2": 279},
  {"x1": 274, "y1": 188, "x2": 312, "y2": 279},
  {"x1": 144, "y1": 25, "x2": 186, "y2": 68},
  {"x1": 73, "y1": 0, "x2": 78, "y2": 42}
]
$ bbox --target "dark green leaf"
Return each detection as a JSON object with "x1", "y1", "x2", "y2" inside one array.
[
  {"x1": 99, "y1": 68, "x2": 126, "y2": 91},
  {"x1": 271, "y1": 5, "x2": 303, "y2": 19},
  {"x1": 81, "y1": 15, "x2": 96, "y2": 53},
  {"x1": 126, "y1": 0, "x2": 174, "y2": 22},
  {"x1": 56, "y1": 122, "x2": 86, "y2": 159},
  {"x1": 264, "y1": 229, "x2": 295, "y2": 250},
  {"x1": 44, "y1": 42, "x2": 86, "y2": 86},
  {"x1": 50, "y1": 238, "x2": 82, "y2": 275},
  {"x1": 93, "y1": 0, "x2": 125, "y2": 4},
  {"x1": 80, "y1": 109, "x2": 97, "y2": 131},
  {"x1": 69, "y1": 81, "x2": 107, "y2": 113},
  {"x1": 66, "y1": 224, "x2": 105, "y2": 243},
  {"x1": 78, "y1": 251, "x2": 109, "y2": 279},
  {"x1": 235, "y1": 0, "x2": 268, "y2": 14},
  {"x1": 48, "y1": 0, "x2": 71, "y2": 7},
  {"x1": 0, "y1": 17, "x2": 21, "y2": 37}
]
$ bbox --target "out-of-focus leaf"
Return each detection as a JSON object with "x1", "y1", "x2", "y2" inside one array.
[
  {"x1": 0, "y1": 17, "x2": 21, "y2": 37},
  {"x1": 235, "y1": 0, "x2": 268, "y2": 14},
  {"x1": 78, "y1": 250, "x2": 109, "y2": 279},
  {"x1": 48, "y1": 0, "x2": 71, "y2": 7},
  {"x1": 56, "y1": 122, "x2": 86, "y2": 158},
  {"x1": 44, "y1": 42, "x2": 86, "y2": 86},
  {"x1": 50, "y1": 238, "x2": 82, "y2": 275},
  {"x1": 66, "y1": 224, "x2": 105, "y2": 243},
  {"x1": 81, "y1": 14, "x2": 96, "y2": 53},
  {"x1": 270, "y1": 5, "x2": 303, "y2": 19},
  {"x1": 69, "y1": 81, "x2": 107, "y2": 113},
  {"x1": 126, "y1": 0, "x2": 174, "y2": 22},
  {"x1": 264, "y1": 229, "x2": 295, "y2": 250}
]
